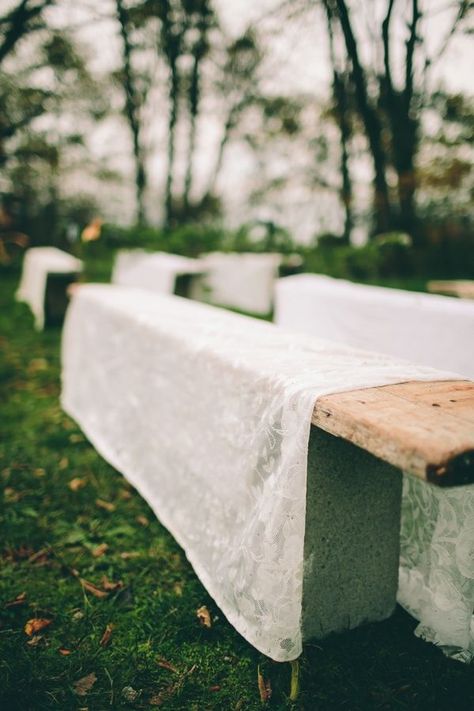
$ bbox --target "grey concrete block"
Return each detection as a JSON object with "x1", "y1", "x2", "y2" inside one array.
[{"x1": 302, "y1": 427, "x2": 403, "y2": 641}]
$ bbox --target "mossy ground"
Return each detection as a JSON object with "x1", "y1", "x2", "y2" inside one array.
[{"x1": 1, "y1": 262, "x2": 473, "y2": 710}]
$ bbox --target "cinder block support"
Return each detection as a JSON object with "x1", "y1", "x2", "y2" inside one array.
[{"x1": 302, "y1": 427, "x2": 403, "y2": 641}]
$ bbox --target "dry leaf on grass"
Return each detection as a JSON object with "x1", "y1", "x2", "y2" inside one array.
[
  {"x1": 34, "y1": 468, "x2": 46, "y2": 478},
  {"x1": 209, "y1": 685, "x2": 221, "y2": 692},
  {"x1": 59, "y1": 647, "x2": 72, "y2": 656},
  {"x1": 59, "y1": 457, "x2": 69, "y2": 470},
  {"x1": 156, "y1": 657, "x2": 178, "y2": 673},
  {"x1": 69, "y1": 477, "x2": 87, "y2": 492},
  {"x1": 100, "y1": 575, "x2": 124, "y2": 592},
  {"x1": 257, "y1": 665, "x2": 272, "y2": 704},
  {"x1": 99, "y1": 623, "x2": 114, "y2": 647},
  {"x1": 4, "y1": 487, "x2": 20, "y2": 502},
  {"x1": 27, "y1": 548, "x2": 50, "y2": 565},
  {"x1": 73, "y1": 672, "x2": 97, "y2": 696},
  {"x1": 24, "y1": 618, "x2": 53, "y2": 636},
  {"x1": 120, "y1": 551, "x2": 140, "y2": 560},
  {"x1": 135, "y1": 515, "x2": 149, "y2": 527},
  {"x1": 26, "y1": 634, "x2": 43, "y2": 647},
  {"x1": 196, "y1": 605, "x2": 212, "y2": 628},
  {"x1": 80, "y1": 578, "x2": 108, "y2": 599},
  {"x1": 91, "y1": 543, "x2": 109, "y2": 558},
  {"x1": 119, "y1": 488, "x2": 132, "y2": 500},
  {"x1": 5, "y1": 591, "x2": 27, "y2": 608},
  {"x1": 96, "y1": 498, "x2": 116, "y2": 512}
]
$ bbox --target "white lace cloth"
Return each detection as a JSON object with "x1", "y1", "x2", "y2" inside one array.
[
  {"x1": 112, "y1": 250, "x2": 203, "y2": 294},
  {"x1": 275, "y1": 274, "x2": 474, "y2": 660},
  {"x1": 192, "y1": 252, "x2": 282, "y2": 315},
  {"x1": 16, "y1": 247, "x2": 83, "y2": 330},
  {"x1": 61, "y1": 284, "x2": 457, "y2": 661}
]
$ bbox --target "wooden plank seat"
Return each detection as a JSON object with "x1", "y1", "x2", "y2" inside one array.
[
  {"x1": 427, "y1": 280, "x2": 474, "y2": 300},
  {"x1": 61, "y1": 284, "x2": 474, "y2": 661},
  {"x1": 314, "y1": 380, "x2": 474, "y2": 486}
]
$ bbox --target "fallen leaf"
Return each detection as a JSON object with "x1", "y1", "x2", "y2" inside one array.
[
  {"x1": 119, "y1": 488, "x2": 132, "y2": 500},
  {"x1": 5, "y1": 591, "x2": 27, "y2": 608},
  {"x1": 257, "y1": 665, "x2": 272, "y2": 704},
  {"x1": 26, "y1": 634, "x2": 43, "y2": 647},
  {"x1": 96, "y1": 498, "x2": 116, "y2": 512},
  {"x1": 69, "y1": 434, "x2": 84, "y2": 444},
  {"x1": 34, "y1": 468, "x2": 46, "y2": 478},
  {"x1": 69, "y1": 477, "x2": 87, "y2": 492},
  {"x1": 173, "y1": 582, "x2": 183, "y2": 597},
  {"x1": 28, "y1": 548, "x2": 50, "y2": 565},
  {"x1": 28, "y1": 358, "x2": 48, "y2": 373},
  {"x1": 59, "y1": 457, "x2": 69, "y2": 470},
  {"x1": 73, "y1": 672, "x2": 97, "y2": 696},
  {"x1": 196, "y1": 605, "x2": 212, "y2": 628},
  {"x1": 80, "y1": 579, "x2": 108, "y2": 599},
  {"x1": 24, "y1": 618, "x2": 53, "y2": 636},
  {"x1": 136, "y1": 515, "x2": 149, "y2": 527},
  {"x1": 91, "y1": 543, "x2": 109, "y2": 558},
  {"x1": 72, "y1": 610, "x2": 84, "y2": 620},
  {"x1": 4, "y1": 487, "x2": 20, "y2": 503},
  {"x1": 101, "y1": 576, "x2": 124, "y2": 592},
  {"x1": 209, "y1": 685, "x2": 221, "y2": 692},
  {"x1": 59, "y1": 647, "x2": 72, "y2": 656},
  {"x1": 100, "y1": 623, "x2": 114, "y2": 647},
  {"x1": 156, "y1": 657, "x2": 178, "y2": 673},
  {"x1": 120, "y1": 551, "x2": 140, "y2": 560}
]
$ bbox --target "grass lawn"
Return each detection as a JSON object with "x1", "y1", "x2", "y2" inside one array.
[{"x1": 1, "y1": 265, "x2": 473, "y2": 710}]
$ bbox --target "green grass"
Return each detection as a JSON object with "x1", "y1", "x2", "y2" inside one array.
[{"x1": 0, "y1": 267, "x2": 473, "y2": 710}]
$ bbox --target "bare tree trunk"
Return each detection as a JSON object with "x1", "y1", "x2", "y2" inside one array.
[
  {"x1": 183, "y1": 52, "x2": 200, "y2": 211},
  {"x1": 331, "y1": 0, "x2": 392, "y2": 236},
  {"x1": 325, "y1": 3, "x2": 353, "y2": 244},
  {"x1": 164, "y1": 58, "x2": 179, "y2": 228},
  {"x1": 381, "y1": 0, "x2": 420, "y2": 241},
  {"x1": 115, "y1": 0, "x2": 146, "y2": 225}
]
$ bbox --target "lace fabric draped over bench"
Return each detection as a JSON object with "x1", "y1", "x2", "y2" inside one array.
[
  {"x1": 16, "y1": 247, "x2": 83, "y2": 330},
  {"x1": 61, "y1": 284, "x2": 456, "y2": 662},
  {"x1": 275, "y1": 274, "x2": 474, "y2": 660},
  {"x1": 112, "y1": 250, "x2": 202, "y2": 295}
]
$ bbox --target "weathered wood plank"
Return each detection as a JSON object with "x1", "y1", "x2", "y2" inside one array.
[
  {"x1": 312, "y1": 380, "x2": 474, "y2": 486},
  {"x1": 427, "y1": 280, "x2": 474, "y2": 300}
]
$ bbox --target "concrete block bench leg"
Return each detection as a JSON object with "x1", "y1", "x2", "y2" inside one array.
[{"x1": 302, "y1": 427, "x2": 402, "y2": 641}]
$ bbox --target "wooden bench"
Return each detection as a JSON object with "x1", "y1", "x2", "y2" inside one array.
[
  {"x1": 303, "y1": 380, "x2": 474, "y2": 641},
  {"x1": 427, "y1": 280, "x2": 474, "y2": 300},
  {"x1": 16, "y1": 247, "x2": 83, "y2": 329},
  {"x1": 61, "y1": 284, "x2": 474, "y2": 660},
  {"x1": 112, "y1": 250, "x2": 204, "y2": 299}
]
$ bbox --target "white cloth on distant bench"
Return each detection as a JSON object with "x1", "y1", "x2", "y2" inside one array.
[
  {"x1": 275, "y1": 274, "x2": 474, "y2": 661},
  {"x1": 61, "y1": 284, "x2": 455, "y2": 662},
  {"x1": 274, "y1": 274, "x2": 474, "y2": 379},
  {"x1": 193, "y1": 252, "x2": 282, "y2": 315},
  {"x1": 16, "y1": 247, "x2": 83, "y2": 330},
  {"x1": 112, "y1": 250, "x2": 203, "y2": 295}
]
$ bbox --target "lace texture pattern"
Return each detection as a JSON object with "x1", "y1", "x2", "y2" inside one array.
[
  {"x1": 61, "y1": 284, "x2": 457, "y2": 661},
  {"x1": 399, "y1": 475, "x2": 474, "y2": 662}
]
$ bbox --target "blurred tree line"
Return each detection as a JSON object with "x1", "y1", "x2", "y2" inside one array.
[{"x1": 0, "y1": 0, "x2": 472, "y2": 273}]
